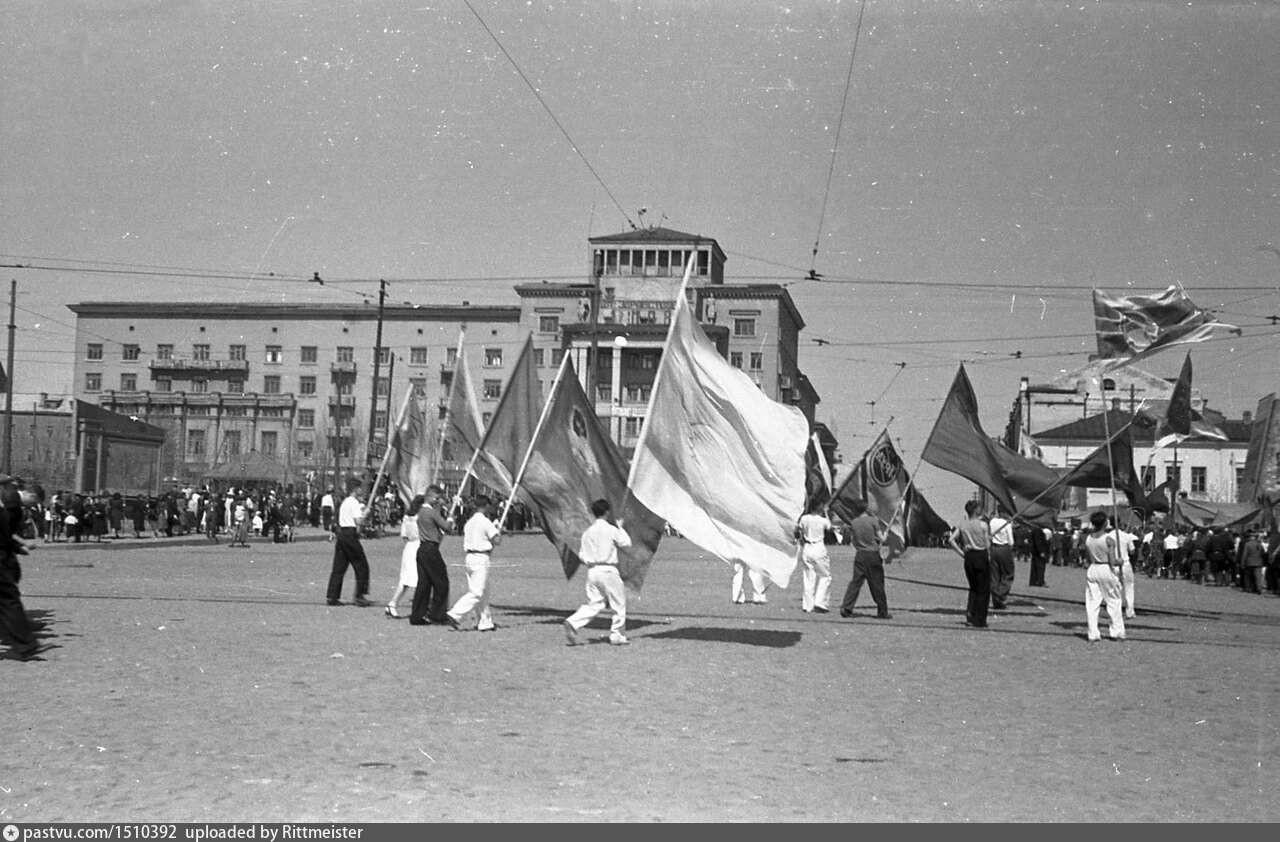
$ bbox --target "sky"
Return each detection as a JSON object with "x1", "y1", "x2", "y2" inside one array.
[{"x1": 3, "y1": 0, "x2": 1279, "y2": 513}]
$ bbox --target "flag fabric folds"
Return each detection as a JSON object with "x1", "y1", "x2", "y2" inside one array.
[
  {"x1": 383, "y1": 387, "x2": 433, "y2": 503},
  {"x1": 1093, "y1": 286, "x2": 1240, "y2": 363},
  {"x1": 1058, "y1": 422, "x2": 1143, "y2": 504},
  {"x1": 828, "y1": 429, "x2": 950, "y2": 560},
  {"x1": 1135, "y1": 353, "x2": 1228, "y2": 442},
  {"x1": 438, "y1": 345, "x2": 486, "y2": 474},
  {"x1": 628, "y1": 281, "x2": 810, "y2": 588},
  {"x1": 471, "y1": 334, "x2": 543, "y2": 495},
  {"x1": 921, "y1": 365, "x2": 1063, "y2": 526},
  {"x1": 520, "y1": 361, "x2": 664, "y2": 590},
  {"x1": 804, "y1": 433, "x2": 834, "y2": 508}
]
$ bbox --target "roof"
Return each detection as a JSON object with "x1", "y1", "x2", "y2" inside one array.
[
  {"x1": 67, "y1": 302, "x2": 522, "y2": 322},
  {"x1": 74, "y1": 400, "x2": 167, "y2": 445},
  {"x1": 588, "y1": 228, "x2": 727, "y2": 263},
  {"x1": 1034, "y1": 410, "x2": 1251, "y2": 445}
]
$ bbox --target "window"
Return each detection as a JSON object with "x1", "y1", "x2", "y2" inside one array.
[
  {"x1": 376, "y1": 348, "x2": 390, "y2": 365},
  {"x1": 375, "y1": 377, "x2": 389, "y2": 397},
  {"x1": 260, "y1": 431, "x2": 278, "y2": 457},
  {"x1": 263, "y1": 375, "x2": 281, "y2": 394},
  {"x1": 446, "y1": 347, "x2": 457, "y2": 366},
  {"x1": 1140, "y1": 466, "x2": 1155, "y2": 492},
  {"x1": 730, "y1": 352, "x2": 743, "y2": 369},
  {"x1": 227, "y1": 379, "x2": 244, "y2": 394},
  {"x1": 374, "y1": 410, "x2": 387, "y2": 431},
  {"x1": 298, "y1": 409, "x2": 315, "y2": 428},
  {"x1": 188, "y1": 406, "x2": 209, "y2": 416},
  {"x1": 625, "y1": 385, "x2": 651, "y2": 403},
  {"x1": 733, "y1": 318, "x2": 757, "y2": 338},
  {"x1": 259, "y1": 407, "x2": 285, "y2": 418},
  {"x1": 192, "y1": 378, "x2": 208, "y2": 393},
  {"x1": 485, "y1": 348, "x2": 503, "y2": 367},
  {"x1": 85, "y1": 373, "x2": 102, "y2": 392},
  {"x1": 596, "y1": 385, "x2": 612, "y2": 403},
  {"x1": 749, "y1": 352, "x2": 763, "y2": 371},
  {"x1": 624, "y1": 417, "x2": 641, "y2": 438},
  {"x1": 539, "y1": 315, "x2": 560, "y2": 334},
  {"x1": 265, "y1": 345, "x2": 283, "y2": 364},
  {"x1": 483, "y1": 379, "x2": 502, "y2": 400},
  {"x1": 229, "y1": 344, "x2": 246, "y2": 362},
  {"x1": 224, "y1": 431, "x2": 241, "y2": 457},
  {"x1": 120, "y1": 373, "x2": 137, "y2": 391},
  {"x1": 192, "y1": 344, "x2": 210, "y2": 361},
  {"x1": 410, "y1": 346, "x2": 428, "y2": 365},
  {"x1": 1190, "y1": 466, "x2": 1207, "y2": 494},
  {"x1": 296, "y1": 440, "x2": 313, "y2": 459},
  {"x1": 551, "y1": 347, "x2": 565, "y2": 365},
  {"x1": 409, "y1": 377, "x2": 427, "y2": 393},
  {"x1": 1237, "y1": 466, "x2": 1246, "y2": 491},
  {"x1": 300, "y1": 346, "x2": 317, "y2": 364},
  {"x1": 299, "y1": 376, "x2": 316, "y2": 395},
  {"x1": 186, "y1": 429, "x2": 206, "y2": 457},
  {"x1": 440, "y1": 371, "x2": 453, "y2": 390},
  {"x1": 123, "y1": 344, "x2": 140, "y2": 361},
  {"x1": 1165, "y1": 463, "x2": 1181, "y2": 489},
  {"x1": 629, "y1": 352, "x2": 658, "y2": 370},
  {"x1": 155, "y1": 376, "x2": 172, "y2": 392},
  {"x1": 336, "y1": 346, "x2": 354, "y2": 363},
  {"x1": 533, "y1": 348, "x2": 545, "y2": 367},
  {"x1": 87, "y1": 343, "x2": 103, "y2": 360},
  {"x1": 157, "y1": 344, "x2": 173, "y2": 361},
  {"x1": 338, "y1": 380, "x2": 353, "y2": 396},
  {"x1": 224, "y1": 406, "x2": 247, "y2": 417}
]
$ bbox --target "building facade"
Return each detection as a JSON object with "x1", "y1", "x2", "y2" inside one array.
[{"x1": 68, "y1": 227, "x2": 824, "y2": 490}]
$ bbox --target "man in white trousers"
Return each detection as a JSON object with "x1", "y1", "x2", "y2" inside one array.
[
  {"x1": 731, "y1": 561, "x2": 769, "y2": 604},
  {"x1": 1115, "y1": 520, "x2": 1138, "y2": 619},
  {"x1": 796, "y1": 499, "x2": 833, "y2": 613},
  {"x1": 564, "y1": 498, "x2": 633, "y2": 646},
  {"x1": 445, "y1": 495, "x2": 502, "y2": 632}
]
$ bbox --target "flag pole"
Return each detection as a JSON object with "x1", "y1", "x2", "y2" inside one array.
[
  {"x1": 624, "y1": 253, "x2": 696, "y2": 492},
  {"x1": 498, "y1": 350, "x2": 571, "y2": 530},
  {"x1": 453, "y1": 332, "x2": 535, "y2": 514},
  {"x1": 433, "y1": 329, "x2": 467, "y2": 489}
]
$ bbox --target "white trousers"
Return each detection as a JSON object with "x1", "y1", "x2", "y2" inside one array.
[
  {"x1": 1120, "y1": 559, "x2": 1135, "y2": 618},
  {"x1": 800, "y1": 544, "x2": 831, "y2": 611},
  {"x1": 566, "y1": 564, "x2": 626, "y2": 637},
  {"x1": 731, "y1": 561, "x2": 769, "y2": 603},
  {"x1": 448, "y1": 553, "x2": 494, "y2": 631},
  {"x1": 1085, "y1": 564, "x2": 1126, "y2": 641}
]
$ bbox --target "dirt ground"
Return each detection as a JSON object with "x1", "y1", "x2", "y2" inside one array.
[{"x1": 3, "y1": 529, "x2": 1279, "y2": 822}]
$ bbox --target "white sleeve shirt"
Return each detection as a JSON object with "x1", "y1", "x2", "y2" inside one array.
[
  {"x1": 578, "y1": 518, "x2": 632, "y2": 566},
  {"x1": 338, "y1": 496, "x2": 364, "y2": 528}
]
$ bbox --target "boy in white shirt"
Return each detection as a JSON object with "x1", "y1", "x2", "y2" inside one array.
[
  {"x1": 564, "y1": 498, "x2": 633, "y2": 646},
  {"x1": 445, "y1": 495, "x2": 503, "y2": 631}
]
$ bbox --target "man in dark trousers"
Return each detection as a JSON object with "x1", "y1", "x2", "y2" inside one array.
[
  {"x1": 1029, "y1": 524, "x2": 1051, "y2": 587},
  {"x1": 838, "y1": 498, "x2": 892, "y2": 620},
  {"x1": 325, "y1": 478, "x2": 372, "y2": 607},
  {"x1": 0, "y1": 475, "x2": 45, "y2": 660},
  {"x1": 409, "y1": 484, "x2": 456, "y2": 626}
]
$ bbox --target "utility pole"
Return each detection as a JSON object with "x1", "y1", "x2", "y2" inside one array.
[
  {"x1": 366, "y1": 279, "x2": 387, "y2": 480},
  {"x1": 3, "y1": 280, "x2": 15, "y2": 475}
]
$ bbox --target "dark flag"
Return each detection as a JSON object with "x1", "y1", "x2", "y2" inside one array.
[
  {"x1": 1136, "y1": 352, "x2": 1227, "y2": 441},
  {"x1": 921, "y1": 365, "x2": 1064, "y2": 523},
  {"x1": 1059, "y1": 421, "x2": 1143, "y2": 504},
  {"x1": 520, "y1": 361, "x2": 665, "y2": 590}
]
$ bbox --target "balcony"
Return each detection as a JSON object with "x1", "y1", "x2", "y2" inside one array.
[
  {"x1": 330, "y1": 361, "x2": 358, "y2": 375},
  {"x1": 328, "y1": 394, "x2": 358, "y2": 408},
  {"x1": 148, "y1": 358, "x2": 250, "y2": 375}
]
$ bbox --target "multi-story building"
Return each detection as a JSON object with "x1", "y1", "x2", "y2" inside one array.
[{"x1": 68, "y1": 227, "x2": 823, "y2": 491}]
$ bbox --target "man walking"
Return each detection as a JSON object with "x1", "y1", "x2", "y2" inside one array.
[
  {"x1": 796, "y1": 499, "x2": 833, "y2": 613},
  {"x1": 445, "y1": 495, "x2": 503, "y2": 632},
  {"x1": 409, "y1": 485, "x2": 455, "y2": 626},
  {"x1": 0, "y1": 476, "x2": 44, "y2": 660},
  {"x1": 948, "y1": 500, "x2": 992, "y2": 629},
  {"x1": 838, "y1": 498, "x2": 891, "y2": 620},
  {"x1": 564, "y1": 498, "x2": 633, "y2": 646},
  {"x1": 325, "y1": 479, "x2": 372, "y2": 607}
]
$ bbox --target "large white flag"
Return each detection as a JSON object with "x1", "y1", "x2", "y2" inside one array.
[{"x1": 627, "y1": 266, "x2": 810, "y2": 588}]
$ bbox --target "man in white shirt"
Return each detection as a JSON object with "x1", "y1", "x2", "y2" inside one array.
[
  {"x1": 564, "y1": 498, "x2": 633, "y2": 646},
  {"x1": 445, "y1": 495, "x2": 503, "y2": 632},
  {"x1": 320, "y1": 489, "x2": 336, "y2": 533},
  {"x1": 988, "y1": 508, "x2": 1016, "y2": 610},
  {"x1": 1114, "y1": 522, "x2": 1139, "y2": 619},
  {"x1": 325, "y1": 479, "x2": 371, "y2": 607},
  {"x1": 796, "y1": 499, "x2": 833, "y2": 613}
]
